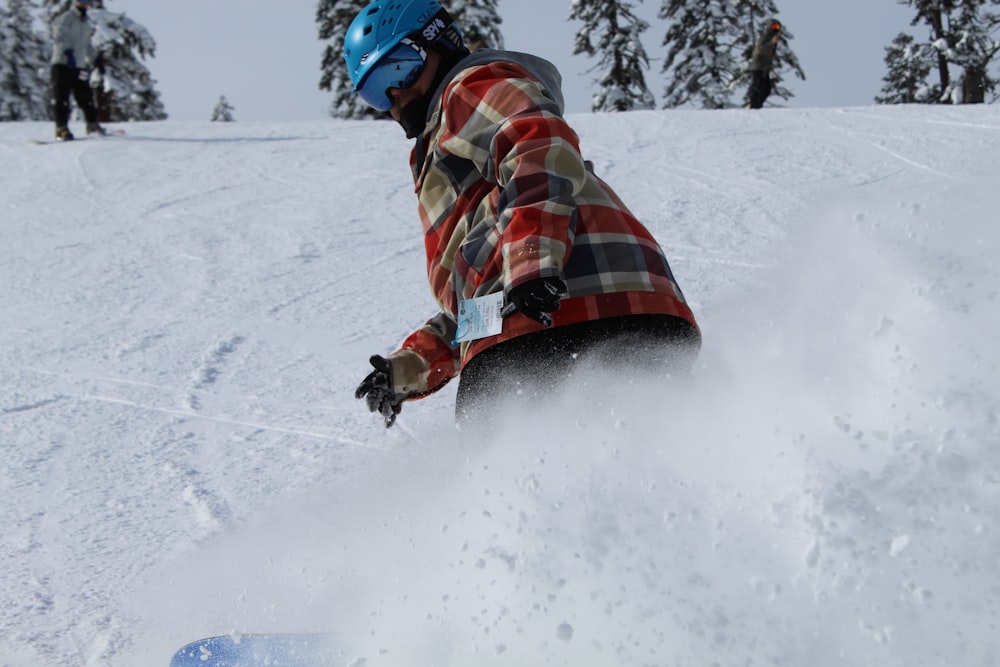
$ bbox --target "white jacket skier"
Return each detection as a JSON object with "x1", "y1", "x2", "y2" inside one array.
[
  {"x1": 48, "y1": 0, "x2": 106, "y2": 140},
  {"x1": 50, "y1": 5, "x2": 97, "y2": 69}
]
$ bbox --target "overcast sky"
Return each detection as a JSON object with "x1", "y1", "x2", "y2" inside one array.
[{"x1": 110, "y1": 0, "x2": 916, "y2": 122}]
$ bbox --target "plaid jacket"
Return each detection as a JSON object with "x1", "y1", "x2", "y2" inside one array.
[{"x1": 385, "y1": 51, "x2": 699, "y2": 402}]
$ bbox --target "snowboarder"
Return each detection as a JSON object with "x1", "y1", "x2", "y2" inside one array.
[
  {"x1": 50, "y1": 0, "x2": 106, "y2": 140},
  {"x1": 347, "y1": 0, "x2": 700, "y2": 431},
  {"x1": 747, "y1": 19, "x2": 782, "y2": 110}
]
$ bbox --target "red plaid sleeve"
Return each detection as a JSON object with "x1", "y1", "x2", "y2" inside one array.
[{"x1": 387, "y1": 313, "x2": 460, "y2": 401}]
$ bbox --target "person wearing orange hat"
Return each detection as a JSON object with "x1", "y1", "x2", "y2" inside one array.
[{"x1": 747, "y1": 19, "x2": 782, "y2": 109}]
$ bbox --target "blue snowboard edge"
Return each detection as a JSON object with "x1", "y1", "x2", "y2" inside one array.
[{"x1": 170, "y1": 633, "x2": 336, "y2": 667}]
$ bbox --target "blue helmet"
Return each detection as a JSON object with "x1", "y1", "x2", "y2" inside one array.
[{"x1": 344, "y1": 0, "x2": 464, "y2": 96}]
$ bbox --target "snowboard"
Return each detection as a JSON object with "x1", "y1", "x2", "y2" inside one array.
[
  {"x1": 170, "y1": 633, "x2": 336, "y2": 667},
  {"x1": 31, "y1": 128, "x2": 126, "y2": 145}
]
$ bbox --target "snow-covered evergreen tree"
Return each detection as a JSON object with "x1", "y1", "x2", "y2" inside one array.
[
  {"x1": 211, "y1": 95, "x2": 235, "y2": 122},
  {"x1": 940, "y1": 0, "x2": 999, "y2": 100},
  {"x1": 659, "y1": 0, "x2": 804, "y2": 109},
  {"x1": 876, "y1": 33, "x2": 935, "y2": 103},
  {"x1": 41, "y1": 0, "x2": 166, "y2": 120},
  {"x1": 0, "y1": 0, "x2": 51, "y2": 121},
  {"x1": 910, "y1": 0, "x2": 959, "y2": 101},
  {"x1": 317, "y1": 0, "x2": 383, "y2": 120},
  {"x1": 442, "y1": 0, "x2": 504, "y2": 49},
  {"x1": 881, "y1": 0, "x2": 1000, "y2": 104},
  {"x1": 659, "y1": 0, "x2": 744, "y2": 109},
  {"x1": 89, "y1": 9, "x2": 167, "y2": 120},
  {"x1": 952, "y1": 1, "x2": 1000, "y2": 101},
  {"x1": 570, "y1": 0, "x2": 656, "y2": 112}
]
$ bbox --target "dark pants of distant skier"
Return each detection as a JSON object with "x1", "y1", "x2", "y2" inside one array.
[
  {"x1": 51, "y1": 64, "x2": 99, "y2": 127},
  {"x1": 747, "y1": 70, "x2": 772, "y2": 109}
]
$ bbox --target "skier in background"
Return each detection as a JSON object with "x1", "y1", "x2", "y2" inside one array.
[
  {"x1": 50, "y1": 0, "x2": 106, "y2": 140},
  {"x1": 347, "y1": 0, "x2": 700, "y2": 432},
  {"x1": 747, "y1": 19, "x2": 782, "y2": 109}
]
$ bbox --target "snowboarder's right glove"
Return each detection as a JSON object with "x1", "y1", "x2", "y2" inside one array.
[
  {"x1": 354, "y1": 355, "x2": 402, "y2": 428},
  {"x1": 501, "y1": 277, "x2": 567, "y2": 327}
]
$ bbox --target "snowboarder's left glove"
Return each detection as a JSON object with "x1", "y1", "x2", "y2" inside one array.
[
  {"x1": 501, "y1": 277, "x2": 567, "y2": 327},
  {"x1": 355, "y1": 355, "x2": 402, "y2": 428}
]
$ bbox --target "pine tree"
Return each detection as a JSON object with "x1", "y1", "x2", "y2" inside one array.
[
  {"x1": 949, "y1": 0, "x2": 1000, "y2": 101},
  {"x1": 41, "y1": 0, "x2": 167, "y2": 120},
  {"x1": 90, "y1": 9, "x2": 167, "y2": 120},
  {"x1": 211, "y1": 95, "x2": 235, "y2": 122},
  {"x1": 659, "y1": 0, "x2": 804, "y2": 109},
  {"x1": 571, "y1": 0, "x2": 656, "y2": 112},
  {"x1": 659, "y1": 0, "x2": 745, "y2": 109},
  {"x1": 317, "y1": 0, "x2": 383, "y2": 120},
  {"x1": 882, "y1": 0, "x2": 1000, "y2": 104},
  {"x1": 903, "y1": 0, "x2": 958, "y2": 102},
  {"x1": 876, "y1": 33, "x2": 934, "y2": 103},
  {"x1": 0, "y1": 0, "x2": 51, "y2": 121},
  {"x1": 442, "y1": 0, "x2": 504, "y2": 49},
  {"x1": 953, "y1": 1, "x2": 1000, "y2": 101}
]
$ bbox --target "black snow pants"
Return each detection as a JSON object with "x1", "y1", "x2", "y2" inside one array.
[
  {"x1": 747, "y1": 70, "x2": 772, "y2": 109},
  {"x1": 454, "y1": 313, "x2": 700, "y2": 432},
  {"x1": 51, "y1": 64, "x2": 98, "y2": 127}
]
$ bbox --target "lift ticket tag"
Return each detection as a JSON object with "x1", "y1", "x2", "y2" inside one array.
[{"x1": 454, "y1": 293, "x2": 505, "y2": 343}]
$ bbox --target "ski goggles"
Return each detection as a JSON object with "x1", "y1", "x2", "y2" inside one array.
[
  {"x1": 770, "y1": 21, "x2": 782, "y2": 31},
  {"x1": 356, "y1": 39, "x2": 427, "y2": 112}
]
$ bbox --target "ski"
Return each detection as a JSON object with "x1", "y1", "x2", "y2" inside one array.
[{"x1": 31, "y1": 128, "x2": 126, "y2": 145}]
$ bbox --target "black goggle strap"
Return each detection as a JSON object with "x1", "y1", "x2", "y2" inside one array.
[{"x1": 409, "y1": 7, "x2": 464, "y2": 53}]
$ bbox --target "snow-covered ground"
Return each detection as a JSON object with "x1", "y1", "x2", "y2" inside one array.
[{"x1": 1, "y1": 104, "x2": 998, "y2": 667}]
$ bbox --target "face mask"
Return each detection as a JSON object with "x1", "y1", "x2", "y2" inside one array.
[{"x1": 397, "y1": 95, "x2": 433, "y2": 139}]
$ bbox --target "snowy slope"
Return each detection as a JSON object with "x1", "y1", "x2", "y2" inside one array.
[{"x1": 1, "y1": 105, "x2": 998, "y2": 667}]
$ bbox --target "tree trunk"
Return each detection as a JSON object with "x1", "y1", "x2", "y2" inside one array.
[{"x1": 929, "y1": 8, "x2": 952, "y2": 99}]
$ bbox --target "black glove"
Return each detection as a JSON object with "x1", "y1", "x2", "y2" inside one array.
[
  {"x1": 94, "y1": 52, "x2": 106, "y2": 74},
  {"x1": 501, "y1": 276, "x2": 567, "y2": 327},
  {"x1": 354, "y1": 355, "x2": 401, "y2": 428}
]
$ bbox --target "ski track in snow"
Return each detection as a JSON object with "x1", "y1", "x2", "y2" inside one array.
[{"x1": 1, "y1": 107, "x2": 999, "y2": 666}]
